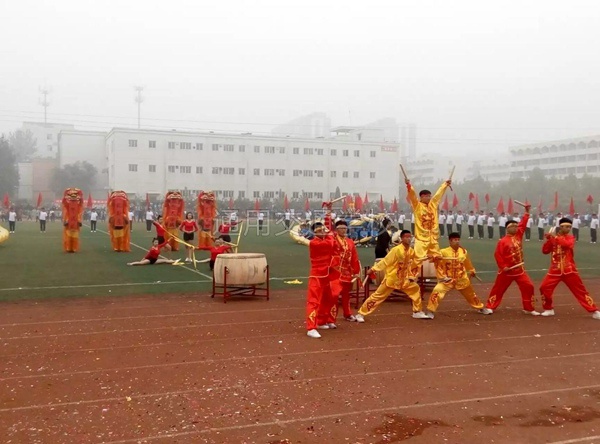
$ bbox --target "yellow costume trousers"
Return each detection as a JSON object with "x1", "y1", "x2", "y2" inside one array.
[
  {"x1": 427, "y1": 282, "x2": 483, "y2": 312},
  {"x1": 359, "y1": 281, "x2": 422, "y2": 316},
  {"x1": 413, "y1": 238, "x2": 440, "y2": 261}
]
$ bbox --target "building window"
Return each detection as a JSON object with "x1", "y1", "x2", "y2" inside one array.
[
  {"x1": 253, "y1": 191, "x2": 260, "y2": 198},
  {"x1": 264, "y1": 191, "x2": 275, "y2": 198},
  {"x1": 331, "y1": 149, "x2": 337, "y2": 156},
  {"x1": 149, "y1": 140, "x2": 156, "y2": 148},
  {"x1": 238, "y1": 191, "x2": 245, "y2": 198},
  {"x1": 292, "y1": 192, "x2": 299, "y2": 199},
  {"x1": 180, "y1": 142, "x2": 192, "y2": 150},
  {"x1": 195, "y1": 143, "x2": 203, "y2": 150},
  {"x1": 212, "y1": 144, "x2": 219, "y2": 151},
  {"x1": 277, "y1": 169, "x2": 285, "y2": 176},
  {"x1": 370, "y1": 172, "x2": 376, "y2": 179},
  {"x1": 279, "y1": 147, "x2": 285, "y2": 154},
  {"x1": 303, "y1": 170, "x2": 313, "y2": 177},
  {"x1": 128, "y1": 139, "x2": 138, "y2": 148},
  {"x1": 293, "y1": 170, "x2": 302, "y2": 176},
  {"x1": 47, "y1": 134, "x2": 52, "y2": 140},
  {"x1": 331, "y1": 171, "x2": 337, "y2": 178},
  {"x1": 293, "y1": 147, "x2": 300, "y2": 154},
  {"x1": 212, "y1": 167, "x2": 220, "y2": 174},
  {"x1": 370, "y1": 151, "x2": 376, "y2": 158},
  {"x1": 342, "y1": 171, "x2": 348, "y2": 178},
  {"x1": 315, "y1": 192, "x2": 323, "y2": 199},
  {"x1": 181, "y1": 166, "x2": 191, "y2": 173},
  {"x1": 47, "y1": 145, "x2": 53, "y2": 151},
  {"x1": 149, "y1": 165, "x2": 156, "y2": 173},
  {"x1": 224, "y1": 144, "x2": 234, "y2": 152},
  {"x1": 239, "y1": 145, "x2": 246, "y2": 152},
  {"x1": 168, "y1": 166, "x2": 176, "y2": 173},
  {"x1": 254, "y1": 168, "x2": 260, "y2": 175},
  {"x1": 128, "y1": 164, "x2": 137, "y2": 172},
  {"x1": 353, "y1": 171, "x2": 359, "y2": 178},
  {"x1": 354, "y1": 150, "x2": 360, "y2": 157},
  {"x1": 254, "y1": 146, "x2": 260, "y2": 153},
  {"x1": 316, "y1": 170, "x2": 323, "y2": 177},
  {"x1": 168, "y1": 142, "x2": 176, "y2": 149},
  {"x1": 196, "y1": 166, "x2": 203, "y2": 174},
  {"x1": 223, "y1": 190, "x2": 234, "y2": 198},
  {"x1": 265, "y1": 146, "x2": 275, "y2": 154},
  {"x1": 224, "y1": 167, "x2": 234, "y2": 175},
  {"x1": 343, "y1": 150, "x2": 349, "y2": 157},
  {"x1": 264, "y1": 169, "x2": 275, "y2": 176},
  {"x1": 316, "y1": 149, "x2": 324, "y2": 155},
  {"x1": 304, "y1": 148, "x2": 314, "y2": 155},
  {"x1": 238, "y1": 168, "x2": 245, "y2": 175}
]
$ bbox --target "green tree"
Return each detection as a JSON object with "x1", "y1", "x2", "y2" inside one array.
[
  {"x1": 0, "y1": 136, "x2": 19, "y2": 198},
  {"x1": 50, "y1": 161, "x2": 97, "y2": 196},
  {"x1": 9, "y1": 129, "x2": 37, "y2": 162}
]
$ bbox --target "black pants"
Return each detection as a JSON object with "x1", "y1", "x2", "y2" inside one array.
[
  {"x1": 446, "y1": 224, "x2": 452, "y2": 235},
  {"x1": 146, "y1": 220, "x2": 153, "y2": 231},
  {"x1": 487, "y1": 226, "x2": 494, "y2": 239},
  {"x1": 456, "y1": 224, "x2": 462, "y2": 236},
  {"x1": 40, "y1": 220, "x2": 46, "y2": 232},
  {"x1": 284, "y1": 219, "x2": 290, "y2": 229},
  {"x1": 525, "y1": 227, "x2": 530, "y2": 240},
  {"x1": 439, "y1": 225, "x2": 445, "y2": 236},
  {"x1": 258, "y1": 220, "x2": 263, "y2": 231},
  {"x1": 573, "y1": 227, "x2": 579, "y2": 241},
  {"x1": 91, "y1": 220, "x2": 97, "y2": 231},
  {"x1": 499, "y1": 226, "x2": 506, "y2": 238},
  {"x1": 477, "y1": 225, "x2": 484, "y2": 239},
  {"x1": 468, "y1": 225, "x2": 474, "y2": 237},
  {"x1": 9, "y1": 221, "x2": 15, "y2": 232},
  {"x1": 592, "y1": 229, "x2": 597, "y2": 243},
  {"x1": 538, "y1": 227, "x2": 544, "y2": 240}
]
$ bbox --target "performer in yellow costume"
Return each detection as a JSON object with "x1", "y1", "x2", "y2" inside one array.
[
  {"x1": 355, "y1": 230, "x2": 430, "y2": 322},
  {"x1": 426, "y1": 232, "x2": 484, "y2": 318},
  {"x1": 405, "y1": 177, "x2": 451, "y2": 260},
  {"x1": 162, "y1": 191, "x2": 184, "y2": 252},
  {"x1": 62, "y1": 188, "x2": 84, "y2": 253}
]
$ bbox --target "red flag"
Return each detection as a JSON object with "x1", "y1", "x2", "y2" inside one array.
[
  {"x1": 551, "y1": 191, "x2": 558, "y2": 211},
  {"x1": 304, "y1": 197, "x2": 310, "y2": 212},
  {"x1": 587, "y1": 194, "x2": 594, "y2": 205},
  {"x1": 283, "y1": 194, "x2": 289, "y2": 210},
  {"x1": 474, "y1": 194, "x2": 480, "y2": 212},
  {"x1": 254, "y1": 199, "x2": 260, "y2": 211},
  {"x1": 342, "y1": 198, "x2": 348, "y2": 212},
  {"x1": 3, "y1": 193, "x2": 10, "y2": 209},
  {"x1": 452, "y1": 193, "x2": 459, "y2": 208},
  {"x1": 442, "y1": 195, "x2": 449, "y2": 211},
  {"x1": 484, "y1": 193, "x2": 490, "y2": 204},
  {"x1": 379, "y1": 195, "x2": 384, "y2": 212},
  {"x1": 87, "y1": 193, "x2": 93, "y2": 209},
  {"x1": 496, "y1": 197, "x2": 505, "y2": 214},
  {"x1": 537, "y1": 196, "x2": 543, "y2": 213},
  {"x1": 468, "y1": 192, "x2": 475, "y2": 201},
  {"x1": 354, "y1": 194, "x2": 363, "y2": 211},
  {"x1": 569, "y1": 197, "x2": 575, "y2": 215},
  {"x1": 36, "y1": 192, "x2": 42, "y2": 208},
  {"x1": 507, "y1": 197, "x2": 514, "y2": 215},
  {"x1": 364, "y1": 193, "x2": 369, "y2": 205},
  {"x1": 146, "y1": 193, "x2": 150, "y2": 210},
  {"x1": 391, "y1": 198, "x2": 398, "y2": 212},
  {"x1": 228, "y1": 197, "x2": 234, "y2": 210}
]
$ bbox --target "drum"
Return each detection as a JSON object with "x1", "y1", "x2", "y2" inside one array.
[
  {"x1": 373, "y1": 258, "x2": 385, "y2": 285},
  {"x1": 214, "y1": 253, "x2": 268, "y2": 285},
  {"x1": 420, "y1": 259, "x2": 436, "y2": 278}
]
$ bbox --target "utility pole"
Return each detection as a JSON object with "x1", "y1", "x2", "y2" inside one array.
[
  {"x1": 134, "y1": 86, "x2": 144, "y2": 129},
  {"x1": 39, "y1": 87, "x2": 51, "y2": 125}
]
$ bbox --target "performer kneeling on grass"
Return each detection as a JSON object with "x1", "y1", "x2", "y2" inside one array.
[
  {"x1": 356, "y1": 230, "x2": 429, "y2": 323},
  {"x1": 179, "y1": 212, "x2": 199, "y2": 263},
  {"x1": 539, "y1": 218, "x2": 600, "y2": 320},
  {"x1": 426, "y1": 232, "x2": 483, "y2": 318},
  {"x1": 127, "y1": 238, "x2": 175, "y2": 266}
]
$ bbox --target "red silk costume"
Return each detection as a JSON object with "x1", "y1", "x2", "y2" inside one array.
[
  {"x1": 162, "y1": 191, "x2": 184, "y2": 251},
  {"x1": 540, "y1": 234, "x2": 597, "y2": 312},
  {"x1": 107, "y1": 191, "x2": 131, "y2": 252},
  {"x1": 306, "y1": 235, "x2": 335, "y2": 330},
  {"x1": 485, "y1": 213, "x2": 536, "y2": 311},
  {"x1": 62, "y1": 188, "x2": 84, "y2": 253},
  {"x1": 327, "y1": 234, "x2": 360, "y2": 320},
  {"x1": 197, "y1": 191, "x2": 218, "y2": 249}
]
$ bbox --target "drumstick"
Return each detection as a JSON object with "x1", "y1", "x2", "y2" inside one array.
[
  {"x1": 330, "y1": 195, "x2": 348, "y2": 205},
  {"x1": 506, "y1": 261, "x2": 524, "y2": 271},
  {"x1": 361, "y1": 276, "x2": 370, "y2": 288},
  {"x1": 399, "y1": 164, "x2": 409, "y2": 181},
  {"x1": 448, "y1": 165, "x2": 456, "y2": 180},
  {"x1": 514, "y1": 200, "x2": 528, "y2": 207}
]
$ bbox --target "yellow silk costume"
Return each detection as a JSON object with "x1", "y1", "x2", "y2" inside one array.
[
  {"x1": 358, "y1": 244, "x2": 422, "y2": 316},
  {"x1": 406, "y1": 181, "x2": 450, "y2": 259},
  {"x1": 427, "y1": 246, "x2": 483, "y2": 312}
]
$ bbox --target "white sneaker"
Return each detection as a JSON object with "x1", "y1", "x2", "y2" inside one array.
[
  {"x1": 592, "y1": 311, "x2": 600, "y2": 320},
  {"x1": 479, "y1": 308, "x2": 493, "y2": 315},
  {"x1": 345, "y1": 315, "x2": 357, "y2": 322},
  {"x1": 355, "y1": 314, "x2": 365, "y2": 323},
  {"x1": 412, "y1": 311, "x2": 430, "y2": 319},
  {"x1": 523, "y1": 310, "x2": 541, "y2": 316},
  {"x1": 307, "y1": 329, "x2": 321, "y2": 338},
  {"x1": 184, "y1": 258, "x2": 192, "y2": 263},
  {"x1": 427, "y1": 312, "x2": 435, "y2": 319},
  {"x1": 317, "y1": 324, "x2": 330, "y2": 330},
  {"x1": 541, "y1": 309, "x2": 555, "y2": 317},
  {"x1": 327, "y1": 323, "x2": 337, "y2": 329}
]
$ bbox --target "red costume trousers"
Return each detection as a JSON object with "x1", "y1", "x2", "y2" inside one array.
[
  {"x1": 539, "y1": 273, "x2": 598, "y2": 312},
  {"x1": 485, "y1": 272, "x2": 535, "y2": 311},
  {"x1": 306, "y1": 276, "x2": 333, "y2": 330},
  {"x1": 326, "y1": 280, "x2": 353, "y2": 321}
]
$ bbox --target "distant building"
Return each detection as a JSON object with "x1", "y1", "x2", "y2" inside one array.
[
  {"x1": 465, "y1": 159, "x2": 511, "y2": 184},
  {"x1": 510, "y1": 135, "x2": 600, "y2": 179},
  {"x1": 17, "y1": 158, "x2": 57, "y2": 202},
  {"x1": 406, "y1": 154, "x2": 456, "y2": 188},
  {"x1": 21, "y1": 121, "x2": 75, "y2": 159},
  {"x1": 271, "y1": 112, "x2": 331, "y2": 139}
]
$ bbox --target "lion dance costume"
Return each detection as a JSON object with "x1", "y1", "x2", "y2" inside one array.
[
  {"x1": 62, "y1": 188, "x2": 84, "y2": 253},
  {"x1": 108, "y1": 191, "x2": 131, "y2": 252},
  {"x1": 162, "y1": 191, "x2": 184, "y2": 251},
  {"x1": 197, "y1": 191, "x2": 217, "y2": 249}
]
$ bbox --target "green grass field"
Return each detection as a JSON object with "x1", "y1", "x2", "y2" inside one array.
[{"x1": 1, "y1": 220, "x2": 599, "y2": 301}]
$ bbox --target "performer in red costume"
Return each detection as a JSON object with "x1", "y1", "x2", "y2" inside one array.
[
  {"x1": 481, "y1": 203, "x2": 538, "y2": 315},
  {"x1": 127, "y1": 238, "x2": 175, "y2": 266},
  {"x1": 539, "y1": 217, "x2": 600, "y2": 319},
  {"x1": 179, "y1": 212, "x2": 199, "y2": 263},
  {"x1": 62, "y1": 188, "x2": 84, "y2": 253},
  {"x1": 107, "y1": 191, "x2": 131, "y2": 252},
  {"x1": 305, "y1": 221, "x2": 335, "y2": 339},
  {"x1": 326, "y1": 220, "x2": 361, "y2": 323}
]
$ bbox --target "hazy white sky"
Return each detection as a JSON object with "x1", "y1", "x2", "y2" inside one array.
[{"x1": 1, "y1": 0, "x2": 599, "y2": 156}]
